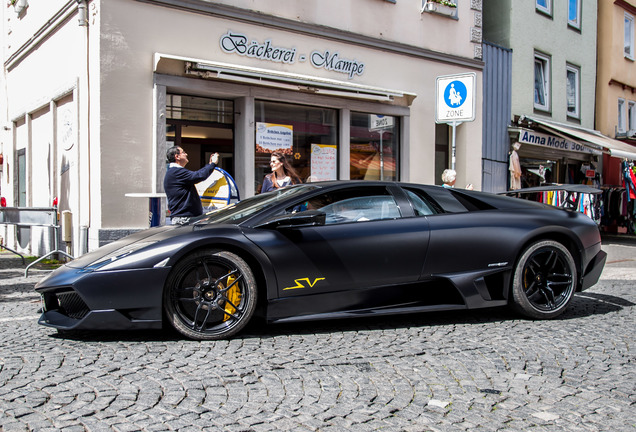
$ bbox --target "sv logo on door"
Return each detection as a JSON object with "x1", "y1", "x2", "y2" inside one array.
[{"x1": 283, "y1": 277, "x2": 325, "y2": 291}]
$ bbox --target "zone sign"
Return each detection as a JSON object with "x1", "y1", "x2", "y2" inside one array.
[{"x1": 435, "y1": 72, "x2": 476, "y2": 123}]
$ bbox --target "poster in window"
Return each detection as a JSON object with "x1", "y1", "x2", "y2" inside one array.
[
  {"x1": 310, "y1": 144, "x2": 337, "y2": 181},
  {"x1": 256, "y1": 122, "x2": 293, "y2": 154}
]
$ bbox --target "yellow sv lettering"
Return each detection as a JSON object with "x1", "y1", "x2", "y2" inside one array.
[{"x1": 284, "y1": 277, "x2": 325, "y2": 290}]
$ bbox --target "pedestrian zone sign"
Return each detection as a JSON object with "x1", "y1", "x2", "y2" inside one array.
[{"x1": 435, "y1": 72, "x2": 476, "y2": 123}]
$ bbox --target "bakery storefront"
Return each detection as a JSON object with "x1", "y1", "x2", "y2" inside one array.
[{"x1": 152, "y1": 31, "x2": 416, "y2": 215}]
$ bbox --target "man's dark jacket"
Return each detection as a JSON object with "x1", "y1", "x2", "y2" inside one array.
[{"x1": 164, "y1": 162, "x2": 216, "y2": 217}]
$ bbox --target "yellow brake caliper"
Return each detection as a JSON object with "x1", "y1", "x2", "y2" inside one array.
[{"x1": 222, "y1": 275, "x2": 240, "y2": 322}]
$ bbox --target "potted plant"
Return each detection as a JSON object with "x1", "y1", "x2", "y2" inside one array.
[
  {"x1": 422, "y1": 0, "x2": 457, "y2": 17},
  {"x1": 8, "y1": 0, "x2": 28, "y2": 15}
]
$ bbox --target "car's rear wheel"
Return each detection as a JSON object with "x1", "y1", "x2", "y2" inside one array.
[
  {"x1": 511, "y1": 240, "x2": 577, "y2": 319},
  {"x1": 164, "y1": 249, "x2": 257, "y2": 340}
]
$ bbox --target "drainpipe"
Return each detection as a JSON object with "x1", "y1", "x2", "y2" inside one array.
[
  {"x1": 77, "y1": 0, "x2": 91, "y2": 254},
  {"x1": 77, "y1": 0, "x2": 88, "y2": 26}
]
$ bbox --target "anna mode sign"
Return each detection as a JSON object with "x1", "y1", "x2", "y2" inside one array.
[
  {"x1": 518, "y1": 129, "x2": 598, "y2": 155},
  {"x1": 220, "y1": 31, "x2": 365, "y2": 79}
]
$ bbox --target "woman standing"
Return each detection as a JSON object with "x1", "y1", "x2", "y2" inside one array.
[{"x1": 260, "y1": 152, "x2": 302, "y2": 193}]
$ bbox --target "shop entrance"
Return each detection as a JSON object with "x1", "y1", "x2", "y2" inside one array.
[{"x1": 166, "y1": 94, "x2": 234, "y2": 177}]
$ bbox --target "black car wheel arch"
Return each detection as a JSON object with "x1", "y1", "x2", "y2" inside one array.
[
  {"x1": 511, "y1": 239, "x2": 578, "y2": 319},
  {"x1": 163, "y1": 249, "x2": 257, "y2": 340}
]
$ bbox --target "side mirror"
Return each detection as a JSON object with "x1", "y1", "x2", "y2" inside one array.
[{"x1": 256, "y1": 210, "x2": 326, "y2": 229}]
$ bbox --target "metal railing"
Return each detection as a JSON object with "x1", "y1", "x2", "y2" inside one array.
[{"x1": 0, "y1": 207, "x2": 74, "y2": 276}]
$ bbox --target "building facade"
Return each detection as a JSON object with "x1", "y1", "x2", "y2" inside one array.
[
  {"x1": 484, "y1": 0, "x2": 602, "y2": 190},
  {"x1": 596, "y1": 0, "x2": 636, "y2": 186},
  {"x1": 1, "y1": 0, "x2": 484, "y2": 255}
]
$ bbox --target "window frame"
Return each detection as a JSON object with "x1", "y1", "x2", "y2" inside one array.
[
  {"x1": 534, "y1": 52, "x2": 551, "y2": 112},
  {"x1": 568, "y1": 0, "x2": 581, "y2": 30},
  {"x1": 566, "y1": 64, "x2": 580, "y2": 119},
  {"x1": 625, "y1": 12, "x2": 635, "y2": 60},
  {"x1": 618, "y1": 98, "x2": 627, "y2": 133},
  {"x1": 628, "y1": 101, "x2": 636, "y2": 134},
  {"x1": 536, "y1": 0, "x2": 552, "y2": 16}
]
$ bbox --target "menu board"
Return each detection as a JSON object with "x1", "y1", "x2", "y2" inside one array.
[
  {"x1": 310, "y1": 144, "x2": 337, "y2": 181},
  {"x1": 255, "y1": 122, "x2": 293, "y2": 154}
]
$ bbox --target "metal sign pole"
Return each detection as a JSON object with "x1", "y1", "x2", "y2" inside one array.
[
  {"x1": 379, "y1": 130, "x2": 385, "y2": 181},
  {"x1": 450, "y1": 121, "x2": 462, "y2": 171}
]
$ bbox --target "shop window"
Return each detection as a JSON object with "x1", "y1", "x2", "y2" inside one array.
[
  {"x1": 568, "y1": 0, "x2": 581, "y2": 29},
  {"x1": 167, "y1": 95, "x2": 233, "y2": 124},
  {"x1": 350, "y1": 112, "x2": 399, "y2": 181},
  {"x1": 17, "y1": 148, "x2": 26, "y2": 207},
  {"x1": 166, "y1": 94, "x2": 235, "y2": 177},
  {"x1": 625, "y1": 13, "x2": 635, "y2": 60},
  {"x1": 254, "y1": 101, "x2": 337, "y2": 194},
  {"x1": 618, "y1": 98, "x2": 626, "y2": 133},
  {"x1": 566, "y1": 64, "x2": 580, "y2": 119},
  {"x1": 434, "y1": 123, "x2": 449, "y2": 186},
  {"x1": 534, "y1": 52, "x2": 551, "y2": 112},
  {"x1": 536, "y1": 0, "x2": 551, "y2": 16}
]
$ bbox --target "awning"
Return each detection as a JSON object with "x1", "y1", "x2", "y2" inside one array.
[
  {"x1": 154, "y1": 53, "x2": 417, "y2": 105},
  {"x1": 523, "y1": 116, "x2": 636, "y2": 160}
]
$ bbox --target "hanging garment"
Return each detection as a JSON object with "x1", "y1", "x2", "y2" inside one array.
[{"x1": 509, "y1": 150, "x2": 521, "y2": 190}]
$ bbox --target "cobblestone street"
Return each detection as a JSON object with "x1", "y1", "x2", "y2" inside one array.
[{"x1": 0, "y1": 237, "x2": 634, "y2": 431}]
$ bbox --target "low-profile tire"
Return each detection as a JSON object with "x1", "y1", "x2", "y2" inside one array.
[
  {"x1": 164, "y1": 249, "x2": 257, "y2": 340},
  {"x1": 511, "y1": 240, "x2": 577, "y2": 319}
]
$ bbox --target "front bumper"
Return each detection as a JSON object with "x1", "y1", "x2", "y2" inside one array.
[{"x1": 36, "y1": 264, "x2": 170, "y2": 331}]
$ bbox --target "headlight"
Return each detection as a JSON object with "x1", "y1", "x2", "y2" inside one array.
[{"x1": 84, "y1": 241, "x2": 157, "y2": 271}]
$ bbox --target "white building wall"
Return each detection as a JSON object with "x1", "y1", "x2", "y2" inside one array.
[
  {"x1": 508, "y1": 1, "x2": 597, "y2": 127},
  {"x1": 2, "y1": 1, "x2": 94, "y2": 256}
]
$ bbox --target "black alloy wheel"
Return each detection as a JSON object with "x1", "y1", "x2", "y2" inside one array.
[
  {"x1": 511, "y1": 240, "x2": 577, "y2": 319},
  {"x1": 164, "y1": 250, "x2": 257, "y2": 340}
]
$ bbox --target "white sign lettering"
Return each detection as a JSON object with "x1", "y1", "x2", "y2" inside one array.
[{"x1": 518, "y1": 129, "x2": 598, "y2": 154}]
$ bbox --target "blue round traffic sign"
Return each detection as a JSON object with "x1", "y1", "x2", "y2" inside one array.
[{"x1": 444, "y1": 80, "x2": 467, "y2": 108}]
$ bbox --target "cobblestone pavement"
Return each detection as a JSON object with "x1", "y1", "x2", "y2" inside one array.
[{"x1": 0, "y1": 237, "x2": 634, "y2": 431}]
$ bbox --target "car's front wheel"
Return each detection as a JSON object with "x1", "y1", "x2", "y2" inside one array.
[
  {"x1": 164, "y1": 249, "x2": 257, "y2": 340},
  {"x1": 511, "y1": 240, "x2": 577, "y2": 319}
]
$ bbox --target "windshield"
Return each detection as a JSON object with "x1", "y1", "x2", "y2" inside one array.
[{"x1": 190, "y1": 184, "x2": 320, "y2": 225}]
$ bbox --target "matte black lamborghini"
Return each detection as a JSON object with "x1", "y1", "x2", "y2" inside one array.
[{"x1": 35, "y1": 181, "x2": 607, "y2": 340}]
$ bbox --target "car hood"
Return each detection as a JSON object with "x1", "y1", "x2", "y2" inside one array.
[{"x1": 65, "y1": 224, "x2": 189, "y2": 269}]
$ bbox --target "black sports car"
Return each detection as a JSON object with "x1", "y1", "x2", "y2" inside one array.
[{"x1": 35, "y1": 181, "x2": 607, "y2": 340}]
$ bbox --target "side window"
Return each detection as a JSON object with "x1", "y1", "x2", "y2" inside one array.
[
  {"x1": 285, "y1": 187, "x2": 401, "y2": 224},
  {"x1": 568, "y1": 0, "x2": 581, "y2": 30},
  {"x1": 404, "y1": 189, "x2": 438, "y2": 216},
  {"x1": 536, "y1": 0, "x2": 551, "y2": 16},
  {"x1": 625, "y1": 13, "x2": 634, "y2": 60},
  {"x1": 618, "y1": 98, "x2": 626, "y2": 133},
  {"x1": 534, "y1": 52, "x2": 551, "y2": 112},
  {"x1": 566, "y1": 64, "x2": 580, "y2": 119}
]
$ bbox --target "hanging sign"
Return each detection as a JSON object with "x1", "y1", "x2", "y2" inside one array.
[
  {"x1": 435, "y1": 72, "x2": 476, "y2": 123},
  {"x1": 369, "y1": 115, "x2": 394, "y2": 131}
]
